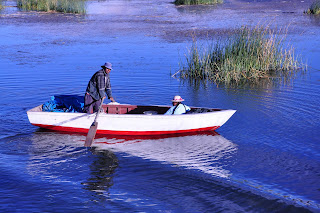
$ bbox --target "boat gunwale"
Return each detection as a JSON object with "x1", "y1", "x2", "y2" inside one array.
[{"x1": 27, "y1": 104, "x2": 236, "y2": 119}]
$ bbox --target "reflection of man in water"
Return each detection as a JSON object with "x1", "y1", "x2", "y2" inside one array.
[
  {"x1": 165, "y1": 95, "x2": 191, "y2": 115},
  {"x1": 82, "y1": 148, "x2": 118, "y2": 195},
  {"x1": 83, "y1": 62, "x2": 116, "y2": 113}
]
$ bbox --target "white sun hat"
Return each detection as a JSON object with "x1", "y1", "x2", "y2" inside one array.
[{"x1": 172, "y1": 95, "x2": 184, "y2": 102}]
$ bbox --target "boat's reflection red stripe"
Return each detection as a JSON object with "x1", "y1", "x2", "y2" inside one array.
[{"x1": 32, "y1": 123, "x2": 220, "y2": 135}]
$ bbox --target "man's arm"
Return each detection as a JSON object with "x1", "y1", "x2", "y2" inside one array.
[
  {"x1": 105, "y1": 75, "x2": 115, "y2": 102},
  {"x1": 164, "y1": 106, "x2": 174, "y2": 115}
]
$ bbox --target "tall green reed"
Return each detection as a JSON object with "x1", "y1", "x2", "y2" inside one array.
[
  {"x1": 0, "y1": 0, "x2": 4, "y2": 10},
  {"x1": 16, "y1": 0, "x2": 87, "y2": 14},
  {"x1": 305, "y1": 0, "x2": 320, "y2": 15},
  {"x1": 177, "y1": 25, "x2": 305, "y2": 85},
  {"x1": 174, "y1": 0, "x2": 222, "y2": 5}
]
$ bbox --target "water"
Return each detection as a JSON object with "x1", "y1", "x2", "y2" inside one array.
[{"x1": 0, "y1": 0, "x2": 319, "y2": 212}]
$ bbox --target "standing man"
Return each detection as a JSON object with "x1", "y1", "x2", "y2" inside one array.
[{"x1": 83, "y1": 62, "x2": 116, "y2": 113}]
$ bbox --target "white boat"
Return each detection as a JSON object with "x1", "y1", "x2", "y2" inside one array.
[{"x1": 27, "y1": 103, "x2": 236, "y2": 136}]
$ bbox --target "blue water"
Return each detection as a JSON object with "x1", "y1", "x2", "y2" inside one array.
[{"x1": 0, "y1": 0, "x2": 319, "y2": 212}]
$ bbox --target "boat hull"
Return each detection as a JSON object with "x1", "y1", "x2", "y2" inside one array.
[
  {"x1": 32, "y1": 123, "x2": 220, "y2": 135},
  {"x1": 27, "y1": 105, "x2": 236, "y2": 135}
]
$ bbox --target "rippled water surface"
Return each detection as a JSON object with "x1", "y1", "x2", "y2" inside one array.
[{"x1": 0, "y1": 0, "x2": 319, "y2": 212}]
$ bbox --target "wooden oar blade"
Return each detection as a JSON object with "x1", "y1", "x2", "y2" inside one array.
[{"x1": 84, "y1": 122, "x2": 98, "y2": 147}]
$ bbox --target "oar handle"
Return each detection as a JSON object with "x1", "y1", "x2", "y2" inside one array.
[
  {"x1": 93, "y1": 97, "x2": 105, "y2": 123},
  {"x1": 84, "y1": 97, "x2": 105, "y2": 147}
]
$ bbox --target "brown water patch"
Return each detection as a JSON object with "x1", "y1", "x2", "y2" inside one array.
[
  {"x1": 0, "y1": 10, "x2": 86, "y2": 24},
  {"x1": 0, "y1": 0, "x2": 318, "y2": 41},
  {"x1": 163, "y1": 28, "x2": 238, "y2": 42}
]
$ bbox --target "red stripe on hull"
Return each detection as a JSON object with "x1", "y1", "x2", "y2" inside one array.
[{"x1": 32, "y1": 123, "x2": 220, "y2": 136}]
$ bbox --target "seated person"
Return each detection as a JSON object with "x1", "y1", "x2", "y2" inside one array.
[{"x1": 165, "y1": 95, "x2": 191, "y2": 115}]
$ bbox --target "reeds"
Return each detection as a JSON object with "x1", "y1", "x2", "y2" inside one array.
[
  {"x1": 16, "y1": 0, "x2": 87, "y2": 14},
  {"x1": 305, "y1": 0, "x2": 320, "y2": 14},
  {"x1": 174, "y1": 0, "x2": 223, "y2": 5},
  {"x1": 177, "y1": 25, "x2": 305, "y2": 85},
  {"x1": 0, "y1": 0, "x2": 4, "y2": 10}
]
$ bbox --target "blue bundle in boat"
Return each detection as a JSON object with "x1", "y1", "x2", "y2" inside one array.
[{"x1": 42, "y1": 95, "x2": 84, "y2": 112}]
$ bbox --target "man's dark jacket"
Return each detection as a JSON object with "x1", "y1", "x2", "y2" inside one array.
[{"x1": 86, "y1": 69, "x2": 112, "y2": 101}]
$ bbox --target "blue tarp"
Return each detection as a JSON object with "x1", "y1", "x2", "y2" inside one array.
[{"x1": 42, "y1": 95, "x2": 84, "y2": 113}]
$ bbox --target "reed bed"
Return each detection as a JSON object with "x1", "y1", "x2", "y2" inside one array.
[
  {"x1": 16, "y1": 0, "x2": 87, "y2": 14},
  {"x1": 0, "y1": 0, "x2": 4, "y2": 10},
  {"x1": 305, "y1": 0, "x2": 320, "y2": 14},
  {"x1": 177, "y1": 25, "x2": 305, "y2": 85},
  {"x1": 174, "y1": 0, "x2": 222, "y2": 5}
]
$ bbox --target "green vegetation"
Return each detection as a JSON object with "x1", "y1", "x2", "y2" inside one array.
[
  {"x1": 16, "y1": 0, "x2": 87, "y2": 14},
  {"x1": 0, "y1": 0, "x2": 4, "y2": 10},
  {"x1": 174, "y1": 0, "x2": 222, "y2": 6},
  {"x1": 305, "y1": 0, "x2": 320, "y2": 15},
  {"x1": 177, "y1": 26, "x2": 305, "y2": 85}
]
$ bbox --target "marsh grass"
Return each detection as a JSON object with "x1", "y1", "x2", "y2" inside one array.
[
  {"x1": 177, "y1": 25, "x2": 306, "y2": 85},
  {"x1": 16, "y1": 0, "x2": 87, "y2": 14},
  {"x1": 305, "y1": 0, "x2": 320, "y2": 15},
  {"x1": 174, "y1": 0, "x2": 223, "y2": 5},
  {"x1": 0, "y1": 0, "x2": 4, "y2": 10}
]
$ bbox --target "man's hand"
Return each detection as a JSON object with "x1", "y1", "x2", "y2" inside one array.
[{"x1": 110, "y1": 97, "x2": 115, "y2": 102}]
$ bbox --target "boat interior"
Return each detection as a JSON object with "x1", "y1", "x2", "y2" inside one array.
[
  {"x1": 30, "y1": 104, "x2": 222, "y2": 115},
  {"x1": 102, "y1": 104, "x2": 221, "y2": 115},
  {"x1": 102, "y1": 104, "x2": 168, "y2": 115}
]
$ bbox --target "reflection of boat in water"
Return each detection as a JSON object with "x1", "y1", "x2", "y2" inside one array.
[
  {"x1": 27, "y1": 103, "x2": 236, "y2": 136},
  {"x1": 27, "y1": 130, "x2": 119, "y2": 194},
  {"x1": 94, "y1": 131, "x2": 237, "y2": 178},
  {"x1": 25, "y1": 129, "x2": 237, "y2": 203},
  {"x1": 28, "y1": 130, "x2": 237, "y2": 179}
]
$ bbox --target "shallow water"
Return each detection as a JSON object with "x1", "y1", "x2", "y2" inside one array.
[{"x1": 0, "y1": 0, "x2": 319, "y2": 212}]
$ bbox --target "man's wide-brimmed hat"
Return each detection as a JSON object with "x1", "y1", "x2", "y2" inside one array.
[
  {"x1": 172, "y1": 95, "x2": 184, "y2": 102},
  {"x1": 101, "y1": 62, "x2": 112, "y2": 70}
]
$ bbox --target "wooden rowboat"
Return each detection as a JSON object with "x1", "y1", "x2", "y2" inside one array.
[{"x1": 27, "y1": 103, "x2": 236, "y2": 136}]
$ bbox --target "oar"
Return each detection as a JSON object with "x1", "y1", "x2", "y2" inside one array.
[{"x1": 84, "y1": 98, "x2": 105, "y2": 147}]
